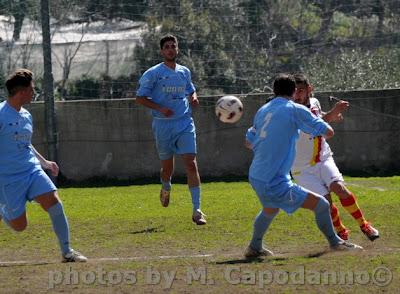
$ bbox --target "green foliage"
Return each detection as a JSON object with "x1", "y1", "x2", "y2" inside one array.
[
  {"x1": 3, "y1": 0, "x2": 399, "y2": 96},
  {"x1": 302, "y1": 48, "x2": 400, "y2": 90},
  {"x1": 65, "y1": 75, "x2": 100, "y2": 100},
  {"x1": 64, "y1": 74, "x2": 139, "y2": 100}
]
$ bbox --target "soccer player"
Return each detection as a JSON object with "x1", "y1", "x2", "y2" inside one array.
[
  {"x1": 0, "y1": 69, "x2": 87, "y2": 262},
  {"x1": 136, "y1": 34, "x2": 206, "y2": 225},
  {"x1": 291, "y1": 73, "x2": 379, "y2": 241},
  {"x1": 244, "y1": 73, "x2": 362, "y2": 258}
]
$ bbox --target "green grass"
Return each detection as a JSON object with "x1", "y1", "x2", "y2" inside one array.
[{"x1": 0, "y1": 177, "x2": 399, "y2": 293}]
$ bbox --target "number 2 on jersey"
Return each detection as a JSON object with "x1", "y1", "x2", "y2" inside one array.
[{"x1": 259, "y1": 112, "x2": 273, "y2": 139}]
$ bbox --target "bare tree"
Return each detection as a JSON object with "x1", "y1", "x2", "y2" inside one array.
[{"x1": 52, "y1": 23, "x2": 87, "y2": 99}]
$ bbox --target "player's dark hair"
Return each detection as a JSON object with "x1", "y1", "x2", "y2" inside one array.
[
  {"x1": 5, "y1": 68, "x2": 33, "y2": 97},
  {"x1": 273, "y1": 73, "x2": 296, "y2": 97},
  {"x1": 293, "y1": 73, "x2": 310, "y2": 86},
  {"x1": 160, "y1": 34, "x2": 178, "y2": 49}
]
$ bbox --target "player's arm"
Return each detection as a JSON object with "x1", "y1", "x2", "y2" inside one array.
[
  {"x1": 322, "y1": 100, "x2": 349, "y2": 123},
  {"x1": 323, "y1": 124, "x2": 334, "y2": 139},
  {"x1": 135, "y1": 96, "x2": 174, "y2": 117},
  {"x1": 136, "y1": 70, "x2": 174, "y2": 117},
  {"x1": 245, "y1": 126, "x2": 256, "y2": 150},
  {"x1": 295, "y1": 104, "x2": 334, "y2": 140},
  {"x1": 31, "y1": 145, "x2": 59, "y2": 176},
  {"x1": 188, "y1": 92, "x2": 199, "y2": 107},
  {"x1": 185, "y1": 68, "x2": 198, "y2": 107}
]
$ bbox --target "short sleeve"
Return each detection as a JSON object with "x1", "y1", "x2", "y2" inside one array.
[
  {"x1": 137, "y1": 69, "x2": 156, "y2": 98},
  {"x1": 292, "y1": 103, "x2": 329, "y2": 137}
]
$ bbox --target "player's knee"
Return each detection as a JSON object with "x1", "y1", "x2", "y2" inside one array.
[
  {"x1": 10, "y1": 221, "x2": 28, "y2": 232},
  {"x1": 314, "y1": 197, "x2": 330, "y2": 214},
  {"x1": 184, "y1": 160, "x2": 197, "y2": 173},
  {"x1": 263, "y1": 207, "x2": 279, "y2": 217},
  {"x1": 330, "y1": 181, "x2": 348, "y2": 197}
]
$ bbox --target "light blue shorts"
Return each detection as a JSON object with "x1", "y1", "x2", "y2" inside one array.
[
  {"x1": 152, "y1": 116, "x2": 197, "y2": 160},
  {"x1": 0, "y1": 169, "x2": 57, "y2": 221},
  {"x1": 249, "y1": 177, "x2": 310, "y2": 214}
]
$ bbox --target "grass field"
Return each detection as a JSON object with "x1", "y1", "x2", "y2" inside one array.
[{"x1": 0, "y1": 177, "x2": 399, "y2": 293}]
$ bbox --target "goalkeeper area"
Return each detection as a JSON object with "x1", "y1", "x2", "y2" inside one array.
[{"x1": 0, "y1": 177, "x2": 398, "y2": 292}]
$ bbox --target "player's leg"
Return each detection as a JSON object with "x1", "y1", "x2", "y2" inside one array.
[
  {"x1": 175, "y1": 118, "x2": 205, "y2": 225},
  {"x1": 181, "y1": 153, "x2": 206, "y2": 225},
  {"x1": 293, "y1": 167, "x2": 349, "y2": 239},
  {"x1": 245, "y1": 207, "x2": 279, "y2": 258},
  {"x1": 35, "y1": 191, "x2": 86, "y2": 262},
  {"x1": 245, "y1": 178, "x2": 280, "y2": 257},
  {"x1": 8, "y1": 213, "x2": 28, "y2": 231},
  {"x1": 29, "y1": 170, "x2": 86, "y2": 262},
  {"x1": 152, "y1": 120, "x2": 174, "y2": 207},
  {"x1": 325, "y1": 193, "x2": 349, "y2": 240},
  {"x1": 322, "y1": 158, "x2": 379, "y2": 241},
  {"x1": 160, "y1": 157, "x2": 174, "y2": 207},
  {"x1": 301, "y1": 192, "x2": 362, "y2": 250},
  {"x1": 330, "y1": 181, "x2": 379, "y2": 241}
]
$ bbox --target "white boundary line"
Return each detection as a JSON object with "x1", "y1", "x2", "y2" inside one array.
[
  {"x1": 0, "y1": 253, "x2": 214, "y2": 266},
  {"x1": 1, "y1": 247, "x2": 399, "y2": 267}
]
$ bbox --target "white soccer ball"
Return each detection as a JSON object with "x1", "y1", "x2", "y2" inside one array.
[{"x1": 215, "y1": 95, "x2": 243, "y2": 123}]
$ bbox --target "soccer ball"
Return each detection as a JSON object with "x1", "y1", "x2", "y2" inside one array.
[{"x1": 215, "y1": 95, "x2": 243, "y2": 123}]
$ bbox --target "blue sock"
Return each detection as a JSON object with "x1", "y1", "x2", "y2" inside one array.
[
  {"x1": 250, "y1": 210, "x2": 277, "y2": 251},
  {"x1": 48, "y1": 202, "x2": 71, "y2": 255},
  {"x1": 189, "y1": 186, "x2": 201, "y2": 211},
  {"x1": 314, "y1": 198, "x2": 342, "y2": 246},
  {"x1": 161, "y1": 179, "x2": 171, "y2": 191}
]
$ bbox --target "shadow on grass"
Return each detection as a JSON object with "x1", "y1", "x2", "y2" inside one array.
[
  {"x1": 215, "y1": 257, "x2": 265, "y2": 265},
  {"x1": 129, "y1": 226, "x2": 165, "y2": 234},
  {"x1": 305, "y1": 250, "x2": 329, "y2": 258},
  {"x1": 216, "y1": 251, "x2": 327, "y2": 265}
]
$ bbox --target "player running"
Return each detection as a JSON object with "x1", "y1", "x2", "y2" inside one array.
[
  {"x1": 0, "y1": 69, "x2": 87, "y2": 262},
  {"x1": 244, "y1": 73, "x2": 362, "y2": 258},
  {"x1": 136, "y1": 34, "x2": 206, "y2": 225},
  {"x1": 291, "y1": 73, "x2": 379, "y2": 241}
]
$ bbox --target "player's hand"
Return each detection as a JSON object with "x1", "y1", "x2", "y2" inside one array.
[
  {"x1": 44, "y1": 160, "x2": 59, "y2": 176},
  {"x1": 190, "y1": 97, "x2": 199, "y2": 107},
  {"x1": 159, "y1": 107, "x2": 174, "y2": 117},
  {"x1": 334, "y1": 100, "x2": 349, "y2": 113},
  {"x1": 244, "y1": 140, "x2": 253, "y2": 150},
  {"x1": 327, "y1": 100, "x2": 349, "y2": 122}
]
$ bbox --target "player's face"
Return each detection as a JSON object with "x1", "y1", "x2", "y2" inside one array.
[
  {"x1": 21, "y1": 82, "x2": 35, "y2": 104},
  {"x1": 294, "y1": 83, "x2": 312, "y2": 105},
  {"x1": 161, "y1": 41, "x2": 178, "y2": 62}
]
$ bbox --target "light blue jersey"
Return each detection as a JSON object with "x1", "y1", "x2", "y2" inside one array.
[
  {"x1": 0, "y1": 101, "x2": 41, "y2": 185},
  {"x1": 137, "y1": 63, "x2": 196, "y2": 119},
  {"x1": 248, "y1": 97, "x2": 330, "y2": 188}
]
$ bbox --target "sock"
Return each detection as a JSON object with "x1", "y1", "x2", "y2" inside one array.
[
  {"x1": 189, "y1": 186, "x2": 201, "y2": 211},
  {"x1": 48, "y1": 202, "x2": 71, "y2": 255},
  {"x1": 1, "y1": 216, "x2": 11, "y2": 228},
  {"x1": 339, "y1": 193, "x2": 367, "y2": 226},
  {"x1": 314, "y1": 198, "x2": 342, "y2": 247},
  {"x1": 161, "y1": 179, "x2": 171, "y2": 191},
  {"x1": 330, "y1": 203, "x2": 347, "y2": 233},
  {"x1": 250, "y1": 210, "x2": 277, "y2": 251}
]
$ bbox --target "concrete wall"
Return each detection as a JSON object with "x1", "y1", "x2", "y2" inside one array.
[{"x1": 28, "y1": 89, "x2": 400, "y2": 182}]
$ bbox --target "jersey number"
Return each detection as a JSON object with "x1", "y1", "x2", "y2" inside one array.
[{"x1": 259, "y1": 113, "x2": 273, "y2": 139}]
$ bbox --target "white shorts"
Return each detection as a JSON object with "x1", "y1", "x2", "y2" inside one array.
[{"x1": 292, "y1": 157, "x2": 344, "y2": 196}]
